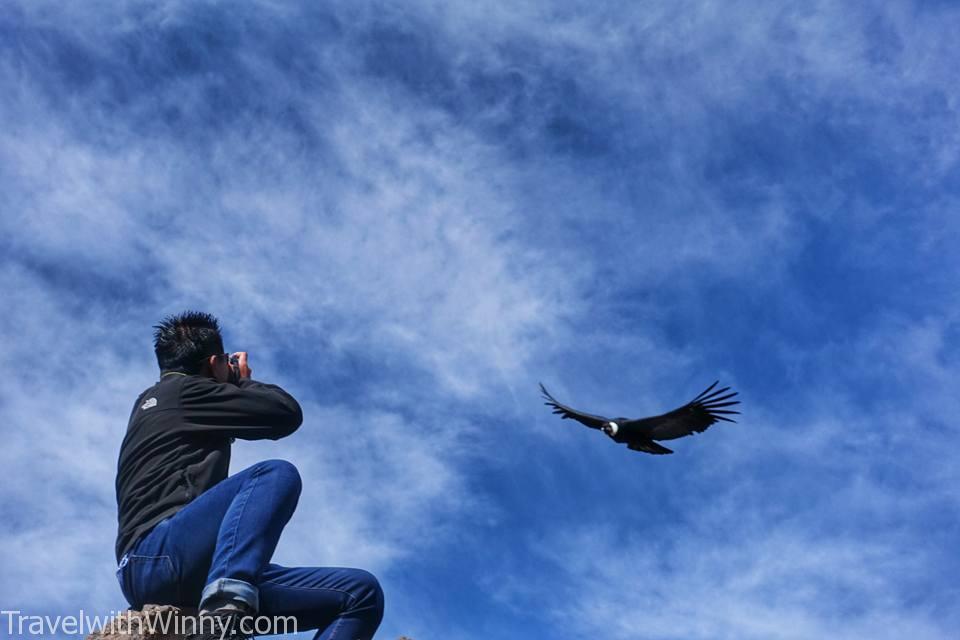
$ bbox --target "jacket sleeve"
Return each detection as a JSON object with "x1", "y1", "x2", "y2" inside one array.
[{"x1": 179, "y1": 375, "x2": 303, "y2": 440}]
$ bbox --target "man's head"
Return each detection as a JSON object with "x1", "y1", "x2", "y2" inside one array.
[{"x1": 153, "y1": 311, "x2": 225, "y2": 376}]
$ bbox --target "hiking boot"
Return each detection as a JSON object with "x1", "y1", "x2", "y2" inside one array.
[{"x1": 184, "y1": 609, "x2": 255, "y2": 640}]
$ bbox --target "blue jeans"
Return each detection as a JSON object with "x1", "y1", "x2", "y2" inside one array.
[{"x1": 116, "y1": 459, "x2": 384, "y2": 639}]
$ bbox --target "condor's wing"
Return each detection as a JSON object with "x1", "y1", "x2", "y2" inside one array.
[
  {"x1": 620, "y1": 381, "x2": 740, "y2": 441},
  {"x1": 539, "y1": 383, "x2": 611, "y2": 430},
  {"x1": 627, "y1": 440, "x2": 674, "y2": 455}
]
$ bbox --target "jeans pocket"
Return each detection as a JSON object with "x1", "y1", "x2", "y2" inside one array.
[{"x1": 127, "y1": 554, "x2": 180, "y2": 607}]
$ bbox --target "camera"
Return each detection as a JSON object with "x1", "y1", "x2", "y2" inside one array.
[{"x1": 227, "y1": 353, "x2": 241, "y2": 384}]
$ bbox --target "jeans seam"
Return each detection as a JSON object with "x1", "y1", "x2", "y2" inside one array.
[
  {"x1": 327, "y1": 616, "x2": 343, "y2": 640},
  {"x1": 259, "y1": 581, "x2": 359, "y2": 606},
  {"x1": 217, "y1": 466, "x2": 261, "y2": 581}
]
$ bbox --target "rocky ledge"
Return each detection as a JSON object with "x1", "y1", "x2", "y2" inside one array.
[
  {"x1": 84, "y1": 604, "x2": 411, "y2": 639},
  {"x1": 85, "y1": 605, "x2": 195, "y2": 640}
]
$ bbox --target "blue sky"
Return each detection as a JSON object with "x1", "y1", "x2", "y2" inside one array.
[{"x1": 1, "y1": 1, "x2": 958, "y2": 638}]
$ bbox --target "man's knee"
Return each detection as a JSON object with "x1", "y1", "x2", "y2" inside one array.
[
  {"x1": 350, "y1": 569, "x2": 384, "y2": 620},
  {"x1": 254, "y1": 459, "x2": 302, "y2": 498}
]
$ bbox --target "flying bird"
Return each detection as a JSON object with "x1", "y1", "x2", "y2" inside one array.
[{"x1": 539, "y1": 381, "x2": 740, "y2": 455}]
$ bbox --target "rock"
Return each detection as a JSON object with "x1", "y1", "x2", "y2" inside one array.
[
  {"x1": 85, "y1": 604, "x2": 413, "y2": 639},
  {"x1": 85, "y1": 605, "x2": 196, "y2": 640}
]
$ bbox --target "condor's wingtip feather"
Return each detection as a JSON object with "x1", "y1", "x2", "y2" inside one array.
[
  {"x1": 693, "y1": 380, "x2": 720, "y2": 401},
  {"x1": 706, "y1": 400, "x2": 741, "y2": 408},
  {"x1": 704, "y1": 389, "x2": 736, "y2": 400},
  {"x1": 699, "y1": 387, "x2": 733, "y2": 402},
  {"x1": 694, "y1": 382, "x2": 739, "y2": 404},
  {"x1": 539, "y1": 383, "x2": 559, "y2": 403}
]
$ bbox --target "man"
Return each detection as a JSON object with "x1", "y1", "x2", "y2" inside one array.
[{"x1": 115, "y1": 311, "x2": 384, "y2": 640}]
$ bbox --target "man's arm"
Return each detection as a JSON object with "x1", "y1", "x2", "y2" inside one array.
[{"x1": 180, "y1": 375, "x2": 303, "y2": 440}]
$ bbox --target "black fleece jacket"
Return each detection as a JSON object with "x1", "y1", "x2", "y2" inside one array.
[{"x1": 114, "y1": 372, "x2": 302, "y2": 562}]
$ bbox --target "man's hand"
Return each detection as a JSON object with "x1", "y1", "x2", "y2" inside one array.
[{"x1": 231, "y1": 351, "x2": 252, "y2": 380}]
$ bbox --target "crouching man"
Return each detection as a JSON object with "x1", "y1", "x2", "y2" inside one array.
[{"x1": 114, "y1": 311, "x2": 384, "y2": 639}]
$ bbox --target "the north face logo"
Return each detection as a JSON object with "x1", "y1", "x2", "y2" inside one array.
[{"x1": 141, "y1": 397, "x2": 158, "y2": 410}]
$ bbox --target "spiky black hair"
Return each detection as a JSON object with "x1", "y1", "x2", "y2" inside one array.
[{"x1": 152, "y1": 311, "x2": 224, "y2": 374}]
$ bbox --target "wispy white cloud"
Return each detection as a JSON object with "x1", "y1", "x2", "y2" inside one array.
[
  {"x1": 527, "y1": 520, "x2": 953, "y2": 640},
  {"x1": 0, "y1": 5, "x2": 575, "y2": 635}
]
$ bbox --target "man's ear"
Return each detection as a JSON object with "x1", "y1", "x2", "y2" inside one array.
[{"x1": 201, "y1": 355, "x2": 217, "y2": 376}]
